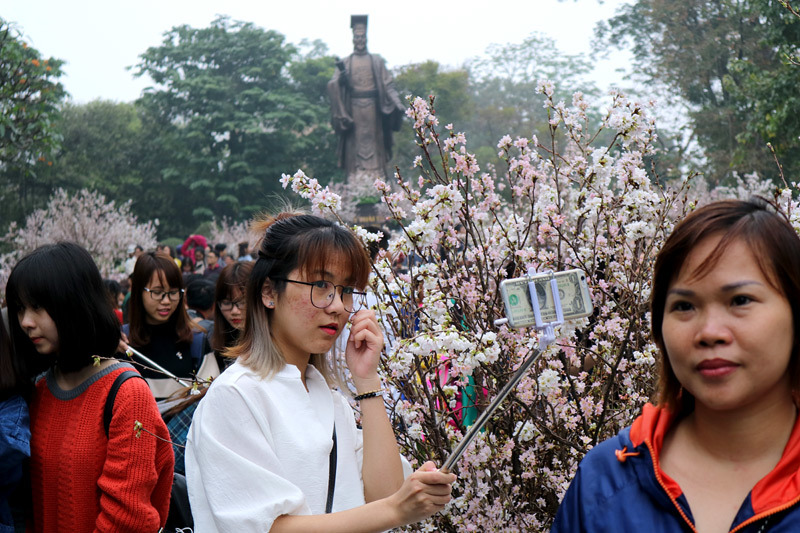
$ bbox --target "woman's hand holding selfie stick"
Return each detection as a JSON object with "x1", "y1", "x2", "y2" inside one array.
[{"x1": 271, "y1": 310, "x2": 457, "y2": 532}]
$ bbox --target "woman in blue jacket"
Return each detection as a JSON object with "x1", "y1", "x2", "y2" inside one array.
[
  {"x1": 553, "y1": 199, "x2": 800, "y2": 532},
  {"x1": 0, "y1": 305, "x2": 33, "y2": 532}
]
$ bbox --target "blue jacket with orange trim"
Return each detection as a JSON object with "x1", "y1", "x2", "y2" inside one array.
[{"x1": 551, "y1": 403, "x2": 800, "y2": 532}]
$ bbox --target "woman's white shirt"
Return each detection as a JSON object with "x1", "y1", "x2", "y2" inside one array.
[{"x1": 185, "y1": 361, "x2": 366, "y2": 533}]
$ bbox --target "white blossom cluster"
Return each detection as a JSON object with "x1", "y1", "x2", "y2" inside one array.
[
  {"x1": 0, "y1": 188, "x2": 157, "y2": 295},
  {"x1": 280, "y1": 169, "x2": 342, "y2": 215}
]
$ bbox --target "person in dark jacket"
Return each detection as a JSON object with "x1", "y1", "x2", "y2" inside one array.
[
  {"x1": 553, "y1": 199, "x2": 800, "y2": 532},
  {"x1": 0, "y1": 312, "x2": 32, "y2": 533}
]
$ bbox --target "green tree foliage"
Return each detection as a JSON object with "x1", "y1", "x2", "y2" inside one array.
[
  {"x1": 0, "y1": 18, "x2": 66, "y2": 230},
  {"x1": 467, "y1": 33, "x2": 600, "y2": 156},
  {"x1": 393, "y1": 61, "x2": 473, "y2": 171},
  {"x1": 1, "y1": 21, "x2": 633, "y2": 242},
  {"x1": 40, "y1": 100, "x2": 145, "y2": 195},
  {"x1": 286, "y1": 40, "x2": 342, "y2": 183},
  {"x1": 394, "y1": 34, "x2": 604, "y2": 173},
  {"x1": 133, "y1": 16, "x2": 337, "y2": 235},
  {"x1": 596, "y1": 0, "x2": 800, "y2": 183},
  {"x1": 34, "y1": 100, "x2": 189, "y2": 237}
]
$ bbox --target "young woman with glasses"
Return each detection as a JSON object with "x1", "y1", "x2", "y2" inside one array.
[
  {"x1": 159, "y1": 260, "x2": 257, "y2": 479},
  {"x1": 5, "y1": 242, "x2": 173, "y2": 531},
  {"x1": 125, "y1": 252, "x2": 211, "y2": 401},
  {"x1": 211, "y1": 260, "x2": 254, "y2": 371},
  {"x1": 186, "y1": 213, "x2": 455, "y2": 532}
]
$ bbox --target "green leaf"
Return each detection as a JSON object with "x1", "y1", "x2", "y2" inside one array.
[
  {"x1": 192, "y1": 206, "x2": 214, "y2": 219},
  {"x1": 189, "y1": 179, "x2": 214, "y2": 191},
  {"x1": 215, "y1": 194, "x2": 239, "y2": 205}
]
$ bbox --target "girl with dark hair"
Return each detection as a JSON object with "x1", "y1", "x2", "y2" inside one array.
[
  {"x1": 159, "y1": 261, "x2": 255, "y2": 477},
  {"x1": 103, "y1": 278, "x2": 124, "y2": 324},
  {"x1": 125, "y1": 252, "x2": 214, "y2": 401},
  {"x1": 181, "y1": 259, "x2": 193, "y2": 277},
  {"x1": 186, "y1": 213, "x2": 455, "y2": 532},
  {"x1": 193, "y1": 248, "x2": 206, "y2": 275},
  {"x1": 553, "y1": 199, "x2": 800, "y2": 531},
  {"x1": 237, "y1": 241, "x2": 253, "y2": 261},
  {"x1": 210, "y1": 260, "x2": 253, "y2": 369},
  {"x1": 5, "y1": 242, "x2": 173, "y2": 532}
]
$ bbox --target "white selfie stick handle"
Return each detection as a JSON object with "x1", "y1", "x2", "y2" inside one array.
[{"x1": 125, "y1": 346, "x2": 193, "y2": 388}]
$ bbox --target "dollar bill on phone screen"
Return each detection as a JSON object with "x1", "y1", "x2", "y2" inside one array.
[{"x1": 499, "y1": 269, "x2": 593, "y2": 328}]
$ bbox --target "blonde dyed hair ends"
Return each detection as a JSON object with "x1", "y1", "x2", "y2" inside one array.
[{"x1": 225, "y1": 213, "x2": 371, "y2": 391}]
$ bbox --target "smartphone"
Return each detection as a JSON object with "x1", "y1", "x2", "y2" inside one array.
[{"x1": 499, "y1": 269, "x2": 593, "y2": 328}]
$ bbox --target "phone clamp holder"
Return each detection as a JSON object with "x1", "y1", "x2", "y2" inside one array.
[{"x1": 528, "y1": 267, "x2": 564, "y2": 348}]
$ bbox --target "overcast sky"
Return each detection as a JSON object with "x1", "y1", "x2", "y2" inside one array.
[{"x1": 4, "y1": 0, "x2": 631, "y2": 104}]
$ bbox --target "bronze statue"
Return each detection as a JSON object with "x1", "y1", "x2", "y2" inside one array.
[{"x1": 327, "y1": 15, "x2": 405, "y2": 183}]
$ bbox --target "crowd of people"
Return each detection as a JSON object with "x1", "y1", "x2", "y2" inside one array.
[
  {"x1": 0, "y1": 215, "x2": 455, "y2": 533},
  {"x1": 3, "y1": 199, "x2": 800, "y2": 532}
]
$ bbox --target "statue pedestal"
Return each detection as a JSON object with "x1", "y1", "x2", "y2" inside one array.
[
  {"x1": 345, "y1": 170, "x2": 384, "y2": 226},
  {"x1": 353, "y1": 202, "x2": 381, "y2": 226}
]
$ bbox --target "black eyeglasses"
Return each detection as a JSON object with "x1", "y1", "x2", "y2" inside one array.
[
  {"x1": 275, "y1": 278, "x2": 366, "y2": 313},
  {"x1": 219, "y1": 299, "x2": 246, "y2": 311},
  {"x1": 144, "y1": 287, "x2": 184, "y2": 302}
]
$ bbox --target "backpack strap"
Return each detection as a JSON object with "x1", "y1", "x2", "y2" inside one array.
[
  {"x1": 189, "y1": 330, "x2": 207, "y2": 371},
  {"x1": 325, "y1": 424, "x2": 337, "y2": 513},
  {"x1": 103, "y1": 370, "x2": 145, "y2": 437}
]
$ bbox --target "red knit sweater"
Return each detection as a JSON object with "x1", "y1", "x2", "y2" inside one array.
[{"x1": 30, "y1": 363, "x2": 174, "y2": 532}]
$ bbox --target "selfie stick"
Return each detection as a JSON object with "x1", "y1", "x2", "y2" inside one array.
[
  {"x1": 124, "y1": 346, "x2": 193, "y2": 388},
  {"x1": 441, "y1": 269, "x2": 564, "y2": 473}
]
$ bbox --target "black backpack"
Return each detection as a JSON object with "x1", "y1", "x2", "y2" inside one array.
[{"x1": 104, "y1": 370, "x2": 193, "y2": 532}]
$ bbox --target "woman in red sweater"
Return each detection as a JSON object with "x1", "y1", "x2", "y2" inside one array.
[{"x1": 5, "y1": 242, "x2": 174, "y2": 533}]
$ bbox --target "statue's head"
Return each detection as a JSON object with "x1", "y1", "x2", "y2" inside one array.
[{"x1": 351, "y1": 15, "x2": 368, "y2": 54}]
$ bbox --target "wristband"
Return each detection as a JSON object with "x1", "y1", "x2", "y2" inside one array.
[{"x1": 354, "y1": 389, "x2": 383, "y2": 401}]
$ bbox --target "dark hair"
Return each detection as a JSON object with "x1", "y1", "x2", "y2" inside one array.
[
  {"x1": 651, "y1": 198, "x2": 800, "y2": 412},
  {"x1": 104, "y1": 278, "x2": 122, "y2": 309},
  {"x1": 227, "y1": 213, "x2": 371, "y2": 378},
  {"x1": 157, "y1": 244, "x2": 174, "y2": 258},
  {"x1": 238, "y1": 242, "x2": 249, "y2": 257},
  {"x1": 211, "y1": 261, "x2": 254, "y2": 352},
  {"x1": 363, "y1": 226, "x2": 389, "y2": 262},
  {"x1": 183, "y1": 273, "x2": 202, "y2": 285},
  {"x1": 214, "y1": 243, "x2": 227, "y2": 255},
  {"x1": 6, "y1": 242, "x2": 121, "y2": 374},
  {"x1": 127, "y1": 252, "x2": 193, "y2": 346},
  {"x1": 256, "y1": 213, "x2": 371, "y2": 303},
  {"x1": 186, "y1": 279, "x2": 215, "y2": 312},
  {"x1": 0, "y1": 312, "x2": 31, "y2": 400}
]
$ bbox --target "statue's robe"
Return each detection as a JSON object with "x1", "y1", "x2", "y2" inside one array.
[{"x1": 327, "y1": 53, "x2": 403, "y2": 180}]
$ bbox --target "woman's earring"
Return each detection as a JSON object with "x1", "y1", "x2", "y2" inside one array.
[{"x1": 268, "y1": 301, "x2": 274, "y2": 308}]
